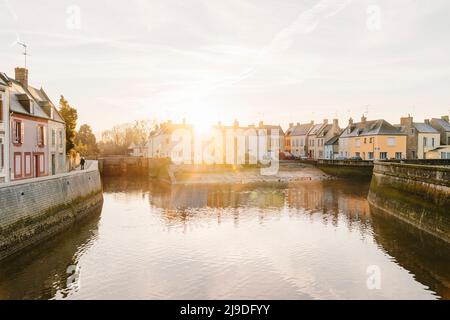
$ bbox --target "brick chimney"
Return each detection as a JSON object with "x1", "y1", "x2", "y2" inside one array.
[
  {"x1": 349, "y1": 118, "x2": 353, "y2": 126},
  {"x1": 234, "y1": 119, "x2": 239, "y2": 128},
  {"x1": 259, "y1": 121, "x2": 264, "y2": 128},
  {"x1": 289, "y1": 123, "x2": 294, "y2": 128},
  {"x1": 400, "y1": 115, "x2": 413, "y2": 126},
  {"x1": 15, "y1": 67, "x2": 28, "y2": 87},
  {"x1": 442, "y1": 115, "x2": 449, "y2": 123},
  {"x1": 333, "y1": 119, "x2": 339, "y2": 127},
  {"x1": 323, "y1": 119, "x2": 328, "y2": 125},
  {"x1": 424, "y1": 119, "x2": 430, "y2": 125}
]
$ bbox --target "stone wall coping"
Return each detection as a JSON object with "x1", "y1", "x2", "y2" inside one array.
[
  {"x1": 374, "y1": 161, "x2": 450, "y2": 172},
  {"x1": 0, "y1": 160, "x2": 99, "y2": 190}
]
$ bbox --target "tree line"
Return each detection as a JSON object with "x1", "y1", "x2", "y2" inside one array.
[{"x1": 59, "y1": 95, "x2": 154, "y2": 157}]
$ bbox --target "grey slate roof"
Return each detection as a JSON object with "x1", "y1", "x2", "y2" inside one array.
[
  {"x1": 413, "y1": 123, "x2": 439, "y2": 133},
  {"x1": 340, "y1": 119, "x2": 404, "y2": 138},
  {"x1": 432, "y1": 118, "x2": 450, "y2": 132},
  {"x1": 1, "y1": 71, "x2": 65, "y2": 124},
  {"x1": 325, "y1": 135, "x2": 339, "y2": 146}
]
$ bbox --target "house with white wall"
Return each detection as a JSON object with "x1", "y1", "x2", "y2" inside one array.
[
  {"x1": 0, "y1": 74, "x2": 11, "y2": 183},
  {"x1": 0, "y1": 67, "x2": 66, "y2": 182}
]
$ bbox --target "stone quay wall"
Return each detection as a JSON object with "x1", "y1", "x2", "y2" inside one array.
[
  {"x1": 368, "y1": 161, "x2": 450, "y2": 243},
  {"x1": 0, "y1": 161, "x2": 103, "y2": 261}
]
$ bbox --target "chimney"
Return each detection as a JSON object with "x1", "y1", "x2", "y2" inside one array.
[
  {"x1": 259, "y1": 121, "x2": 264, "y2": 128},
  {"x1": 424, "y1": 119, "x2": 430, "y2": 125},
  {"x1": 442, "y1": 115, "x2": 449, "y2": 123},
  {"x1": 289, "y1": 123, "x2": 294, "y2": 128},
  {"x1": 349, "y1": 117, "x2": 353, "y2": 126},
  {"x1": 361, "y1": 115, "x2": 367, "y2": 123},
  {"x1": 310, "y1": 120, "x2": 314, "y2": 125},
  {"x1": 333, "y1": 119, "x2": 339, "y2": 127},
  {"x1": 233, "y1": 119, "x2": 239, "y2": 128},
  {"x1": 400, "y1": 115, "x2": 413, "y2": 126},
  {"x1": 15, "y1": 67, "x2": 28, "y2": 87},
  {"x1": 323, "y1": 119, "x2": 328, "y2": 125}
]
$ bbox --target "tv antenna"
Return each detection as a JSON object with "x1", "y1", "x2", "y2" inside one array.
[{"x1": 17, "y1": 42, "x2": 29, "y2": 68}]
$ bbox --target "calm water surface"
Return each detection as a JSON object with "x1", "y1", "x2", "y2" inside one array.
[{"x1": 0, "y1": 177, "x2": 449, "y2": 299}]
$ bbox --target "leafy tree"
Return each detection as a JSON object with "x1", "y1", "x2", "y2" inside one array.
[
  {"x1": 59, "y1": 95, "x2": 78, "y2": 154},
  {"x1": 75, "y1": 124, "x2": 99, "y2": 156}
]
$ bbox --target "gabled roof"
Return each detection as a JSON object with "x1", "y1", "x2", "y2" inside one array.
[
  {"x1": 1, "y1": 70, "x2": 65, "y2": 124},
  {"x1": 290, "y1": 123, "x2": 314, "y2": 136},
  {"x1": 413, "y1": 123, "x2": 439, "y2": 133},
  {"x1": 431, "y1": 118, "x2": 450, "y2": 132},
  {"x1": 308, "y1": 123, "x2": 324, "y2": 136},
  {"x1": 340, "y1": 119, "x2": 404, "y2": 138},
  {"x1": 325, "y1": 135, "x2": 340, "y2": 146}
]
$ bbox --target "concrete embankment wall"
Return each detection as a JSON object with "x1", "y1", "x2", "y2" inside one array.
[
  {"x1": 98, "y1": 157, "x2": 171, "y2": 179},
  {"x1": 316, "y1": 159, "x2": 374, "y2": 179},
  {"x1": 368, "y1": 161, "x2": 450, "y2": 243},
  {"x1": 0, "y1": 161, "x2": 103, "y2": 261}
]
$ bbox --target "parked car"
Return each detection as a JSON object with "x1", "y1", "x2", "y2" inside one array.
[
  {"x1": 334, "y1": 156, "x2": 347, "y2": 160},
  {"x1": 349, "y1": 156, "x2": 363, "y2": 161}
]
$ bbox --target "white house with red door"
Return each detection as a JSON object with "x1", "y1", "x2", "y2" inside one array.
[{"x1": 0, "y1": 67, "x2": 66, "y2": 183}]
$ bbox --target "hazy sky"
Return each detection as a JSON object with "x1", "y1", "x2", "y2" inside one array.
[{"x1": 1, "y1": 0, "x2": 450, "y2": 134}]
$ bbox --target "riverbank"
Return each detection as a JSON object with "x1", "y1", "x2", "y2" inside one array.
[
  {"x1": 172, "y1": 162, "x2": 331, "y2": 185},
  {"x1": 0, "y1": 161, "x2": 103, "y2": 262}
]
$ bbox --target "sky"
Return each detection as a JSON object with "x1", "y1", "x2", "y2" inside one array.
[{"x1": 1, "y1": 0, "x2": 450, "y2": 135}]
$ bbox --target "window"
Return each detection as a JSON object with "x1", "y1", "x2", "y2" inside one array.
[
  {"x1": 14, "y1": 152, "x2": 22, "y2": 178},
  {"x1": 431, "y1": 138, "x2": 435, "y2": 148},
  {"x1": 59, "y1": 130, "x2": 63, "y2": 148},
  {"x1": 412, "y1": 151, "x2": 416, "y2": 159},
  {"x1": 368, "y1": 152, "x2": 374, "y2": 160},
  {"x1": 387, "y1": 137, "x2": 396, "y2": 146},
  {"x1": 355, "y1": 138, "x2": 361, "y2": 147},
  {"x1": 410, "y1": 128, "x2": 415, "y2": 135},
  {"x1": 441, "y1": 152, "x2": 450, "y2": 159},
  {"x1": 380, "y1": 152, "x2": 388, "y2": 160},
  {"x1": 369, "y1": 137, "x2": 373, "y2": 143},
  {"x1": 37, "y1": 125, "x2": 46, "y2": 147},
  {"x1": 52, "y1": 129, "x2": 56, "y2": 147},
  {"x1": 423, "y1": 137, "x2": 428, "y2": 147},
  {"x1": 39, "y1": 154, "x2": 45, "y2": 174},
  {"x1": 395, "y1": 152, "x2": 402, "y2": 160},
  {"x1": 13, "y1": 120, "x2": 24, "y2": 144},
  {"x1": 24, "y1": 153, "x2": 32, "y2": 176},
  {"x1": 355, "y1": 152, "x2": 360, "y2": 157}
]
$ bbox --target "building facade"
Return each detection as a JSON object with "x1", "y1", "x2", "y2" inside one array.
[
  {"x1": 289, "y1": 122, "x2": 314, "y2": 158},
  {"x1": 309, "y1": 119, "x2": 341, "y2": 159},
  {"x1": 396, "y1": 116, "x2": 441, "y2": 159},
  {"x1": 0, "y1": 68, "x2": 66, "y2": 183},
  {"x1": 430, "y1": 116, "x2": 450, "y2": 146},
  {"x1": 339, "y1": 116, "x2": 407, "y2": 160}
]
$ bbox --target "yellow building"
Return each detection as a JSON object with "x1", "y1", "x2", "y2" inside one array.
[{"x1": 338, "y1": 116, "x2": 407, "y2": 160}]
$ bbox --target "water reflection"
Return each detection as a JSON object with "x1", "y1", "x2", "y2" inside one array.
[
  {"x1": 0, "y1": 177, "x2": 448, "y2": 300},
  {"x1": 0, "y1": 208, "x2": 101, "y2": 300}
]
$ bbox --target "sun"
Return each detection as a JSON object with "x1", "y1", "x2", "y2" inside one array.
[{"x1": 188, "y1": 104, "x2": 217, "y2": 136}]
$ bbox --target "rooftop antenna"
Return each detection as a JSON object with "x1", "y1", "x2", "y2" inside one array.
[{"x1": 17, "y1": 42, "x2": 29, "y2": 68}]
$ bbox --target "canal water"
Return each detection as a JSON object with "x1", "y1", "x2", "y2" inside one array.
[{"x1": 0, "y1": 177, "x2": 449, "y2": 300}]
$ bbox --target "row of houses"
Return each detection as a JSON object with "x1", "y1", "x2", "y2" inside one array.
[
  {"x1": 287, "y1": 115, "x2": 450, "y2": 160},
  {"x1": 132, "y1": 114, "x2": 450, "y2": 163},
  {"x1": 0, "y1": 67, "x2": 66, "y2": 184}
]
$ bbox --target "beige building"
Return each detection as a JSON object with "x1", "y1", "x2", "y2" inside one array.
[
  {"x1": 396, "y1": 116, "x2": 441, "y2": 159},
  {"x1": 425, "y1": 146, "x2": 450, "y2": 159},
  {"x1": 287, "y1": 122, "x2": 314, "y2": 158},
  {"x1": 308, "y1": 119, "x2": 341, "y2": 159},
  {"x1": 339, "y1": 116, "x2": 407, "y2": 160},
  {"x1": 430, "y1": 116, "x2": 450, "y2": 146}
]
